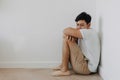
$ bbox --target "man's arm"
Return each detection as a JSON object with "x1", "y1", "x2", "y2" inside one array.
[{"x1": 63, "y1": 27, "x2": 83, "y2": 39}]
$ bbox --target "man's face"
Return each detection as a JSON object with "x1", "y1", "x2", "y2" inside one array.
[{"x1": 76, "y1": 20, "x2": 90, "y2": 30}]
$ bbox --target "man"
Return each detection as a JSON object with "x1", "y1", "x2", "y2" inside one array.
[{"x1": 52, "y1": 12, "x2": 100, "y2": 76}]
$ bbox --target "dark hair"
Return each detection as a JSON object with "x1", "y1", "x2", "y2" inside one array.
[{"x1": 75, "y1": 12, "x2": 91, "y2": 24}]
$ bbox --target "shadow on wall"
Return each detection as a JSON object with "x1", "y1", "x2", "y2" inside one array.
[{"x1": 98, "y1": 16, "x2": 103, "y2": 69}]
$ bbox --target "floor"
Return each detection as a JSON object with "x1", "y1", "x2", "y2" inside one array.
[{"x1": 0, "y1": 68, "x2": 102, "y2": 80}]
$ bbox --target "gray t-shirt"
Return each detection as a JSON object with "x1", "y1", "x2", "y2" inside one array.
[{"x1": 78, "y1": 28, "x2": 100, "y2": 72}]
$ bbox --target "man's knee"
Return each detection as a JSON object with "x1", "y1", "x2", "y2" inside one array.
[
  {"x1": 63, "y1": 34, "x2": 69, "y2": 43},
  {"x1": 63, "y1": 34, "x2": 67, "y2": 39}
]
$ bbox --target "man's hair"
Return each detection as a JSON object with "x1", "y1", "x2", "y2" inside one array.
[{"x1": 75, "y1": 12, "x2": 91, "y2": 24}]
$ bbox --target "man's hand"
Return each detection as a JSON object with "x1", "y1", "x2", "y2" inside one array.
[{"x1": 67, "y1": 36, "x2": 78, "y2": 43}]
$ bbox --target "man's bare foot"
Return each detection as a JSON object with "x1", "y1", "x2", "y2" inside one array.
[
  {"x1": 52, "y1": 70, "x2": 71, "y2": 76},
  {"x1": 52, "y1": 65, "x2": 62, "y2": 70}
]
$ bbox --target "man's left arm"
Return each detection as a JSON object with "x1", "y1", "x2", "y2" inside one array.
[{"x1": 63, "y1": 27, "x2": 83, "y2": 39}]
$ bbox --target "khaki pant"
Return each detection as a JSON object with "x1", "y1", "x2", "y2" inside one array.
[{"x1": 67, "y1": 39, "x2": 91, "y2": 74}]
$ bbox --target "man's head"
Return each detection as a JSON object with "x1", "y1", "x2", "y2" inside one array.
[{"x1": 75, "y1": 12, "x2": 91, "y2": 29}]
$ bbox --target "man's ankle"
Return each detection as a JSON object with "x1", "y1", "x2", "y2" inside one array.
[{"x1": 61, "y1": 68, "x2": 68, "y2": 72}]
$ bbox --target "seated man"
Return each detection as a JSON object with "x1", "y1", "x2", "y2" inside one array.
[{"x1": 52, "y1": 12, "x2": 100, "y2": 76}]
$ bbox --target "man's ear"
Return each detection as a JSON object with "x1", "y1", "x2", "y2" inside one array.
[{"x1": 87, "y1": 23, "x2": 91, "y2": 29}]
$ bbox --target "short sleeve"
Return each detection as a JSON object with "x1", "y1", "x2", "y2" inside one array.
[{"x1": 80, "y1": 29, "x2": 93, "y2": 39}]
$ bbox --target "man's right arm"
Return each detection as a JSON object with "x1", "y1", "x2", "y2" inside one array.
[{"x1": 63, "y1": 27, "x2": 83, "y2": 39}]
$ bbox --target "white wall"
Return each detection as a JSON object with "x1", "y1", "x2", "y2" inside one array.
[
  {"x1": 0, "y1": 0, "x2": 96, "y2": 68},
  {"x1": 96, "y1": 0, "x2": 120, "y2": 80}
]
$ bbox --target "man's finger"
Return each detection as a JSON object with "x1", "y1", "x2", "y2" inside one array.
[
  {"x1": 70, "y1": 36, "x2": 72, "y2": 41},
  {"x1": 67, "y1": 36, "x2": 69, "y2": 39},
  {"x1": 71, "y1": 37, "x2": 74, "y2": 42}
]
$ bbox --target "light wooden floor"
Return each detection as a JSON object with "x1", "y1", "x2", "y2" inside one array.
[{"x1": 0, "y1": 68, "x2": 102, "y2": 80}]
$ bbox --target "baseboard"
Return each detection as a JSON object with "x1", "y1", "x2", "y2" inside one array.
[{"x1": 0, "y1": 61, "x2": 60, "y2": 68}]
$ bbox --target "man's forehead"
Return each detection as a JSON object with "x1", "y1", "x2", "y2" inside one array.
[{"x1": 76, "y1": 20, "x2": 86, "y2": 24}]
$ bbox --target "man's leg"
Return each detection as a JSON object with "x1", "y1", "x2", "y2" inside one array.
[
  {"x1": 53, "y1": 34, "x2": 70, "y2": 70},
  {"x1": 52, "y1": 35, "x2": 71, "y2": 76},
  {"x1": 67, "y1": 38, "x2": 91, "y2": 74},
  {"x1": 61, "y1": 35, "x2": 70, "y2": 71},
  {"x1": 52, "y1": 35, "x2": 90, "y2": 76}
]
